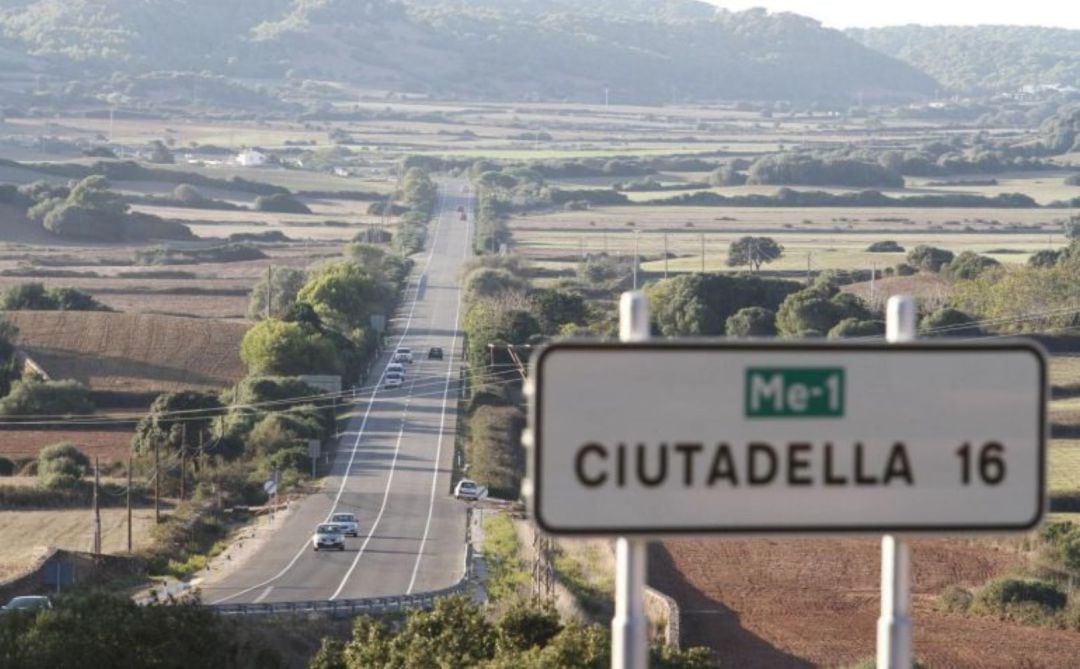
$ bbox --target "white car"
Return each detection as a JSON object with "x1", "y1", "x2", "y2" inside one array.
[
  {"x1": 454, "y1": 479, "x2": 487, "y2": 501},
  {"x1": 393, "y1": 348, "x2": 414, "y2": 364},
  {"x1": 387, "y1": 362, "x2": 405, "y2": 377},
  {"x1": 312, "y1": 523, "x2": 345, "y2": 551},
  {"x1": 331, "y1": 512, "x2": 359, "y2": 537},
  {"x1": 384, "y1": 372, "x2": 403, "y2": 389},
  {"x1": 0, "y1": 596, "x2": 52, "y2": 614}
]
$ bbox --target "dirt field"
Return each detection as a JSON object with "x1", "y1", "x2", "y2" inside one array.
[
  {"x1": 0, "y1": 429, "x2": 133, "y2": 462},
  {"x1": 8, "y1": 311, "x2": 248, "y2": 393},
  {"x1": 0, "y1": 508, "x2": 157, "y2": 581},
  {"x1": 650, "y1": 538, "x2": 1080, "y2": 667}
]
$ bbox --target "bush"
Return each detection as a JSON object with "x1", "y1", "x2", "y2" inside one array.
[
  {"x1": 1, "y1": 282, "x2": 107, "y2": 311},
  {"x1": 867, "y1": 240, "x2": 905, "y2": 253},
  {"x1": 0, "y1": 379, "x2": 94, "y2": 416},
  {"x1": 827, "y1": 318, "x2": 883, "y2": 338},
  {"x1": 946, "y1": 251, "x2": 1001, "y2": 280},
  {"x1": 938, "y1": 586, "x2": 974, "y2": 613},
  {"x1": 907, "y1": 245, "x2": 955, "y2": 272},
  {"x1": 920, "y1": 308, "x2": 982, "y2": 337},
  {"x1": 0, "y1": 456, "x2": 15, "y2": 476},
  {"x1": 253, "y1": 193, "x2": 311, "y2": 214},
  {"x1": 37, "y1": 442, "x2": 90, "y2": 489},
  {"x1": 468, "y1": 405, "x2": 526, "y2": 499},
  {"x1": 971, "y1": 578, "x2": 1067, "y2": 623},
  {"x1": 725, "y1": 307, "x2": 777, "y2": 337},
  {"x1": 894, "y1": 262, "x2": 917, "y2": 276}
]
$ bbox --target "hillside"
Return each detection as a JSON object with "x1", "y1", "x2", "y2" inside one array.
[
  {"x1": 0, "y1": 1, "x2": 937, "y2": 103},
  {"x1": 850, "y1": 25, "x2": 1080, "y2": 94},
  {"x1": 7, "y1": 311, "x2": 247, "y2": 395}
]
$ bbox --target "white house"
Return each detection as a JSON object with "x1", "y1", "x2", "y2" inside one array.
[{"x1": 236, "y1": 149, "x2": 268, "y2": 167}]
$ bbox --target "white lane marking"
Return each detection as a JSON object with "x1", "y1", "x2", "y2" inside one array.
[
  {"x1": 407, "y1": 195, "x2": 473, "y2": 594},
  {"x1": 252, "y1": 586, "x2": 274, "y2": 603},
  {"x1": 207, "y1": 189, "x2": 451, "y2": 606},
  {"x1": 329, "y1": 421, "x2": 407, "y2": 601}
]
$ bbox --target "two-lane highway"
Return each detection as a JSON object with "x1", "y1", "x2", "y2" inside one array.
[{"x1": 203, "y1": 181, "x2": 472, "y2": 604}]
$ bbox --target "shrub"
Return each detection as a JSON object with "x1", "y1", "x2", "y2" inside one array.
[
  {"x1": 254, "y1": 193, "x2": 311, "y2": 214},
  {"x1": 866, "y1": 240, "x2": 905, "y2": 253},
  {"x1": 938, "y1": 586, "x2": 974, "y2": 613},
  {"x1": 971, "y1": 578, "x2": 1067, "y2": 624},
  {"x1": 907, "y1": 245, "x2": 955, "y2": 272},
  {"x1": 894, "y1": 262, "x2": 917, "y2": 276},
  {"x1": 0, "y1": 456, "x2": 14, "y2": 476},
  {"x1": 725, "y1": 307, "x2": 777, "y2": 337},
  {"x1": 946, "y1": 251, "x2": 1001, "y2": 280},
  {"x1": 0, "y1": 379, "x2": 94, "y2": 416},
  {"x1": 468, "y1": 405, "x2": 526, "y2": 499},
  {"x1": 37, "y1": 442, "x2": 90, "y2": 489},
  {"x1": 827, "y1": 318, "x2": 883, "y2": 338},
  {"x1": 920, "y1": 308, "x2": 982, "y2": 337}
]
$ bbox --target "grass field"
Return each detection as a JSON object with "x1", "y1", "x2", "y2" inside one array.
[
  {"x1": 0, "y1": 430, "x2": 134, "y2": 462},
  {"x1": 1050, "y1": 440, "x2": 1080, "y2": 493},
  {"x1": 0, "y1": 508, "x2": 157, "y2": 580}
]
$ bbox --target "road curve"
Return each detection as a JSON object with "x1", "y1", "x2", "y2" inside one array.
[{"x1": 202, "y1": 181, "x2": 472, "y2": 604}]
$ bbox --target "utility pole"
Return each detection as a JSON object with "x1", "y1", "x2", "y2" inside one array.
[
  {"x1": 265, "y1": 265, "x2": 273, "y2": 320},
  {"x1": 632, "y1": 231, "x2": 639, "y2": 290},
  {"x1": 179, "y1": 422, "x2": 187, "y2": 501},
  {"x1": 154, "y1": 440, "x2": 160, "y2": 524},
  {"x1": 663, "y1": 232, "x2": 669, "y2": 279},
  {"x1": 700, "y1": 233, "x2": 705, "y2": 273},
  {"x1": 807, "y1": 252, "x2": 812, "y2": 285},
  {"x1": 92, "y1": 456, "x2": 101, "y2": 555},
  {"x1": 126, "y1": 456, "x2": 133, "y2": 553}
]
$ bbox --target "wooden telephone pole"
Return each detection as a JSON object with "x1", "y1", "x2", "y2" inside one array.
[{"x1": 92, "y1": 456, "x2": 102, "y2": 554}]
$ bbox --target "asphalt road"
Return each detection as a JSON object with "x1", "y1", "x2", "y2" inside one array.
[{"x1": 203, "y1": 182, "x2": 473, "y2": 604}]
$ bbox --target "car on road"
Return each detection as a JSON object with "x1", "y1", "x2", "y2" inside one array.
[
  {"x1": 330, "y1": 513, "x2": 360, "y2": 537},
  {"x1": 312, "y1": 523, "x2": 345, "y2": 551},
  {"x1": 0, "y1": 596, "x2": 52, "y2": 614},
  {"x1": 428, "y1": 347, "x2": 444, "y2": 360},
  {"x1": 387, "y1": 362, "x2": 405, "y2": 377},
  {"x1": 393, "y1": 348, "x2": 413, "y2": 364},
  {"x1": 384, "y1": 372, "x2": 403, "y2": 389},
  {"x1": 454, "y1": 479, "x2": 487, "y2": 501}
]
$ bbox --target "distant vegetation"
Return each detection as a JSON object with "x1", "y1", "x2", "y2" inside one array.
[
  {"x1": 851, "y1": 25, "x2": 1080, "y2": 93},
  {"x1": 0, "y1": 1, "x2": 935, "y2": 103},
  {"x1": 1, "y1": 283, "x2": 108, "y2": 311}
]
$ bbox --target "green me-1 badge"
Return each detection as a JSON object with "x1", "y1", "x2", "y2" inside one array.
[{"x1": 745, "y1": 367, "x2": 844, "y2": 418}]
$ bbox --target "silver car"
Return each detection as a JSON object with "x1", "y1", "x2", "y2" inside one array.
[
  {"x1": 312, "y1": 524, "x2": 345, "y2": 551},
  {"x1": 0, "y1": 596, "x2": 52, "y2": 614}
]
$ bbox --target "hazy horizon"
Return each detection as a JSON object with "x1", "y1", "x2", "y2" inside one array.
[{"x1": 710, "y1": 1, "x2": 1080, "y2": 30}]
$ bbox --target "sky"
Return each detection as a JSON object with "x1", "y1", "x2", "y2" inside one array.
[{"x1": 709, "y1": 1, "x2": 1080, "y2": 29}]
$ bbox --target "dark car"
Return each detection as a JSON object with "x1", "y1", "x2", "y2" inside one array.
[{"x1": 428, "y1": 347, "x2": 444, "y2": 360}]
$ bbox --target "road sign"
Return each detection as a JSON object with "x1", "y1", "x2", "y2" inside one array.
[
  {"x1": 307, "y1": 439, "x2": 321, "y2": 458},
  {"x1": 528, "y1": 341, "x2": 1046, "y2": 535},
  {"x1": 263, "y1": 480, "x2": 277, "y2": 496}
]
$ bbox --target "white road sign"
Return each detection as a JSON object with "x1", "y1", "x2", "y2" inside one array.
[{"x1": 528, "y1": 342, "x2": 1046, "y2": 535}]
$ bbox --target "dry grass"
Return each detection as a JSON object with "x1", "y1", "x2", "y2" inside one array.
[
  {"x1": 1049, "y1": 440, "x2": 1080, "y2": 493},
  {"x1": 0, "y1": 508, "x2": 157, "y2": 580},
  {"x1": 0, "y1": 430, "x2": 134, "y2": 463},
  {"x1": 8, "y1": 311, "x2": 248, "y2": 393}
]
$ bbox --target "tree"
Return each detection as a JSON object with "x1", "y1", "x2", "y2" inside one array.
[
  {"x1": 240, "y1": 319, "x2": 341, "y2": 376},
  {"x1": 1028, "y1": 249, "x2": 1062, "y2": 268},
  {"x1": 247, "y1": 267, "x2": 306, "y2": 320},
  {"x1": 827, "y1": 318, "x2": 883, "y2": 338},
  {"x1": 297, "y1": 262, "x2": 384, "y2": 330},
  {"x1": 906, "y1": 245, "x2": 955, "y2": 272},
  {"x1": 1065, "y1": 214, "x2": 1080, "y2": 240},
  {"x1": 497, "y1": 598, "x2": 562, "y2": 654},
  {"x1": 775, "y1": 287, "x2": 873, "y2": 337},
  {"x1": 37, "y1": 442, "x2": 90, "y2": 489},
  {"x1": 725, "y1": 307, "x2": 777, "y2": 337},
  {"x1": 254, "y1": 193, "x2": 311, "y2": 214},
  {"x1": 726, "y1": 236, "x2": 783, "y2": 272},
  {"x1": 647, "y1": 274, "x2": 801, "y2": 336},
  {"x1": 0, "y1": 379, "x2": 93, "y2": 417},
  {"x1": 946, "y1": 251, "x2": 1001, "y2": 280},
  {"x1": 131, "y1": 391, "x2": 224, "y2": 462},
  {"x1": 464, "y1": 268, "x2": 529, "y2": 301},
  {"x1": 530, "y1": 289, "x2": 587, "y2": 335},
  {"x1": 920, "y1": 308, "x2": 982, "y2": 337},
  {"x1": 866, "y1": 240, "x2": 905, "y2": 253},
  {"x1": 1, "y1": 282, "x2": 55, "y2": 310},
  {"x1": 147, "y1": 139, "x2": 175, "y2": 164}
]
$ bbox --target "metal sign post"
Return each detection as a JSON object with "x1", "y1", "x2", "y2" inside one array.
[
  {"x1": 878, "y1": 295, "x2": 915, "y2": 669},
  {"x1": 613, "y1": 291, "x2": 649, "y2": 669}
]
